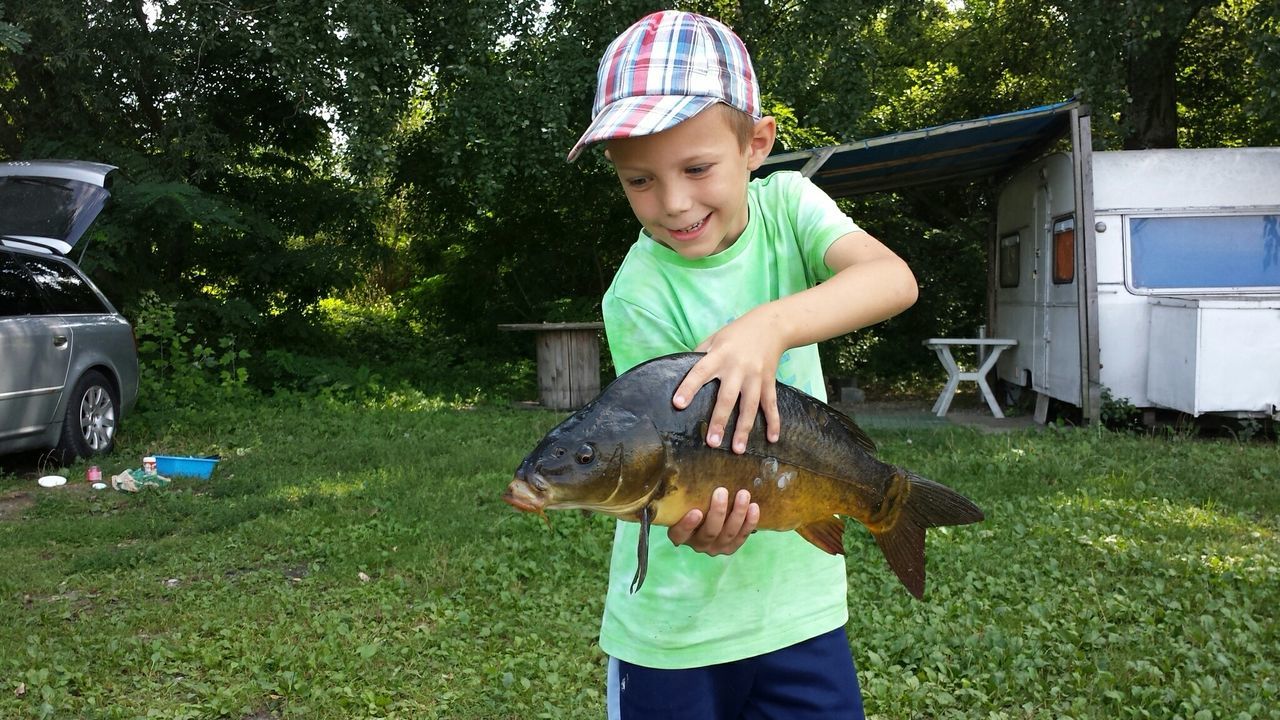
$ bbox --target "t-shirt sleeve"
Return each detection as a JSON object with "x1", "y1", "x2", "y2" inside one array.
[
  {"x1": 603, "y1": 294, "x2": 690, "y2": 375},
  {"x1": 785, "y1": 173, "x2": 862, "y2": 283}
]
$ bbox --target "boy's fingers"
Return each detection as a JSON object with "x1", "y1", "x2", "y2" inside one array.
[
  {"x1": 673, "y1": 355, "x2": 716, "y2": 410},
  {"x1": 707, "y1": 377, "x2": 742, "y2": 448},
  {"x1": 732, "y1": 385, "x2": 761, "y2": 453},
  {"x1": 733, "y1": 502, "x2": 761, "y2": 544},
  {"x1": 693, "y1": 487, "x2": 730, "y2": 541},
  {"x1": 762, "y1": 385, "x2": 781, "y2": 442},
  {"x1": 673, "y1": 489, "x2": 759, "y2": 555},
  {"x1": 667, "y1": 508, "x2": 703, "y2": 547},
  {"x1": 722, "y1": 489, "x2": 751, "y2": 535}
]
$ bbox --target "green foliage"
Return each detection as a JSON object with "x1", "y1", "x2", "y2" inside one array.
[
  {"x1": 3, "y1": 0, "x2": 1278, "y2": 391},
  {"x1": 242, "y1": 295, "x2": 536, "y2": 404},
  {"x1": 1, "y1": 400, "x2": 1278, "y2": 717},
  {"x1": 0, "y1": 0, "x2": 415, "y2": 355},
  {"x1": 0, "y1": 14, "x2": 27, "y2": 53},
  {"x1": 130, "y1": 291, "x2": 251, "y2": 410},
  {"x1": 1242, "y1": 0, "x2": 1280, "y2": 143},
  {"x1": 1179, "y1": 0, "x2": 1268, "y2": 146},
  {"x1": 1099, "y1": 387, "x2": 1143, "y2": 432}
]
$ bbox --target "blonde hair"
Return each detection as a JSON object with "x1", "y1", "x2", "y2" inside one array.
[{"x1": 717, "y1": 103, "x2": 757, "y2": 149}]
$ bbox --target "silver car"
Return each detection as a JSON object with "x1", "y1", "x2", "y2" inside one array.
[{"x1": 0, "y1": 160, "x2": 139, "y2": 463}]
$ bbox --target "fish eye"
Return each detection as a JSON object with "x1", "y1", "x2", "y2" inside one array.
[{"x1": 575, "y1": 444, "x2": 595, "y2": 464}]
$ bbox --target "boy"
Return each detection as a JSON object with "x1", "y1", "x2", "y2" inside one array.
[{"x1": 567, "y1": 11, "x2": 918, "y2": 719}]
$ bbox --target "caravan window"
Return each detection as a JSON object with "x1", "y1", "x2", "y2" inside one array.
[
  {"x1": 1052, "y1": 216, "x2": 1075, "y2": 284},
  {"x1": 1129, "y1": 214, "x2": 1280, "y2": 291},
  {"x1": 999, "y1": 233, "x2": 1020, "y2": 288}
]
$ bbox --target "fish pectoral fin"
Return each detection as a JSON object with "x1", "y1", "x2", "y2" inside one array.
[
  {"x1": 796, "y1": 516, "x2": 846, "y2": 555},
  {"x1": 631, "y1": 504, "x2": 652, "y2": 594}
]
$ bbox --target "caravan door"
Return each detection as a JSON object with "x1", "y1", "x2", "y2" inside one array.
[
  {"x1": 995, "y1": 153, "x2": 1082, "y2": 403},
  {"x1": 1040, "y1": 213, "x2": 1082, "y2": 403}
]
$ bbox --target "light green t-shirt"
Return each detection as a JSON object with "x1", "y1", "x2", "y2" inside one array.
[{"x1": 599, "y1": 170, "x2": 862, "y2": 669}]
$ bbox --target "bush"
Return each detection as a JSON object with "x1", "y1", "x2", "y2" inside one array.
[
  {"x1": 129, "y1": 291, "x2": 252, "y2": 410},
  {"x1": 1100, "y1": 387, "x2": 1143, "y2": 432}
]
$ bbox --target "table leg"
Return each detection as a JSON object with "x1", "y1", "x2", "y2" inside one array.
[
  {"x1": 973, "y1": 346, "x2": 1009, "y2": 418},
  {"x1": 931, "y1": 347, "x2": 961, "y2": 417}
]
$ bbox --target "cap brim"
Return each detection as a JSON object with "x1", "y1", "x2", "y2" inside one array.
[{"x1": 566, "y1": 95, "x2": 720, "y2": 162}]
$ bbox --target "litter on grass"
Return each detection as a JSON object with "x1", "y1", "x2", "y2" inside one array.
[
  {"x1": 153, "y1": 454, "x2": 220, "y2": 479},
  {"x1": 111, "y1": 469, "x2": 171, "y2": 492}
]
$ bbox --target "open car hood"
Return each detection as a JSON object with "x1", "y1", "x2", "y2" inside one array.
[{"x1": 0, "y1": 160, "x2": 117, "y2": 255}]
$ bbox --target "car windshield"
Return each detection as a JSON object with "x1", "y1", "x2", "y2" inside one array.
[{"x1": 0, "y1": 176, "x2": 109, "y2": 245}]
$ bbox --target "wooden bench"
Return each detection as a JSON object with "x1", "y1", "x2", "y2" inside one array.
[{"x1": 499, "y1": 322, "x2": 604, "y2": 410}]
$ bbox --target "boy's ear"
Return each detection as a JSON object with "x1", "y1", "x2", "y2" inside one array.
[{"x1": 746, "y1": 116, "x2": 777, "y2": 172}]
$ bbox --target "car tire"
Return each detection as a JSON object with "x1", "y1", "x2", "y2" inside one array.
[{"x1": 54, "y1": 369, "x2": 120, "y2": 462}]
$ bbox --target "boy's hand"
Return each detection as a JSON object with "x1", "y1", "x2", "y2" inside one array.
[
  {"x1": 668, "y1": 488, "x2": 759, "y2": 555},
  {"x1": 673, "y1": 309, "x2": 785, "y2": 453}
]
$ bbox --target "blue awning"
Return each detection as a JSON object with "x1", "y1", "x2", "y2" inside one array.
[{"x1": 757, "y1": 100, "x2": 1081, "y2": 197}]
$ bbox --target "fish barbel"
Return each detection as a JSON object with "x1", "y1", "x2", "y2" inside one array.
[{"x1": 503, "y1": 352, "x2": 984, "y2": 599}]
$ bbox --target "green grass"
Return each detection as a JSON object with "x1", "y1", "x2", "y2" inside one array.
[{"x1": 1, "y1": 396, "x2": 1277, "y2": 719}]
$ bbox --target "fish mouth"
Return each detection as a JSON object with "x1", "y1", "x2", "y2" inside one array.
[
  {"x1": 503, "y1": 478, "x2": 547, "y2": 514},
  {"x1": 504, "y1": 478, "x2": 552, "y2": 528}
]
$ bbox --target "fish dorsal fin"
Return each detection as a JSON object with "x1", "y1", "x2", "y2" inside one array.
[
  {"x1": 823, "y1": 403, "x2": 876, "y2": 454},
  {"x1": 779, "y1": 391, "x2": 876, "y2": 455}
]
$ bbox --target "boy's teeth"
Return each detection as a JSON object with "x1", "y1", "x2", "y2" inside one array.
[{"x1": 681, "y1": 219, "x2": 704, "y2": 232}]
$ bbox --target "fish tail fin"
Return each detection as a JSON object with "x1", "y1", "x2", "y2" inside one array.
[
  {"x1": 870, "y1": 470, "x2": 984, "y2": 600},
  {"x1": 871, "y1": 517, "x2": 927, "y2": 599},
  {"x1": 900, "y1": 470, "x2": 985, "y2": 528}
]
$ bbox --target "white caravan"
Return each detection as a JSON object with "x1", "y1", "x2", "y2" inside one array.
[
  {"x1": 993, "y1": 148, "x2": 1280, "y2": 420},
  {"x1": 760, "y1": 101, "x2": 1279, "y2": 423}
]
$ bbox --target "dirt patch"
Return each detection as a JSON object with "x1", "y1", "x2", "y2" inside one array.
[{"x1": 0, "y1": 490, "x2": 35, "y2": 521}]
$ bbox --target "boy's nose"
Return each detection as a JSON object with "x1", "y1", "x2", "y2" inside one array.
[{"x1": 659, "y1": 182, "x2": 693, "y2": 216}]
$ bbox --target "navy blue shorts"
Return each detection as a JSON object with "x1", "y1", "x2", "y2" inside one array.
[{"x1": 606, "y1": 626, "x2": 865, "y2": 720}]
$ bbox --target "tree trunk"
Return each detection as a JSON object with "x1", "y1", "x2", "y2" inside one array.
[
  {"x1": 1123, "y1": 34, "x2": 1181, "y2": 148},
  {"x1": 125, "y1": 0, "x2": 166, "y2": 140},
  {"x1": 1120, "y1": 0, "x2": 1217, "y2": 149}
]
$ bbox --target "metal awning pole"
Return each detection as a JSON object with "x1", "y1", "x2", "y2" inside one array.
[{"x1": 799, "y1": 147, "x2": 837, "y2": 178}]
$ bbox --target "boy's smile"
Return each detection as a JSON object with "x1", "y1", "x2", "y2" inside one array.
[{"x1": 606, "y1": 106, "x2": 775, "y2": 260}]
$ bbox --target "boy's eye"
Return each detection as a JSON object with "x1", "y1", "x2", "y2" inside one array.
[
  {"x1": 686, "y1": 164, "x2": 710, "y2": 176},
  {"x1": 625, "y1": 177, "x2": 650, "y2": 189}
]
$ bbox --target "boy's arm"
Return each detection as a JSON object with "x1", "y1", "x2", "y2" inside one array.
[{"x1": 673, "y1": 228, "x2": 918, "y2": 454}]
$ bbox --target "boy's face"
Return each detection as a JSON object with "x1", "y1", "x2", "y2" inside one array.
[{"x1": 606, "y1": 106, "x2": 775, "y2": 260}]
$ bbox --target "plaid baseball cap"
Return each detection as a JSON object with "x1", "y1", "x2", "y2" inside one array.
[{"x1": 566, "y1": 11, "x2": 760, "y2": 162}]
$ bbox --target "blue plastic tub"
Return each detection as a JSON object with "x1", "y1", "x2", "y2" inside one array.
[{"x1": 153, "y1": 455, "x2": 219, "y2": 480}]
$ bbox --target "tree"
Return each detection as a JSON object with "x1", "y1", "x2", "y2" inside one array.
[
  {"x1": 394, "y1": 1, "x2": 660, "y2": 348},
  {"x1": 5, "y1": 0, "x2": 1274, "y2": 391},
  {"x1": 0, "y1": 0, "x2": 420, "y2": 348},
  {"x1": 1049, "y1": 0, "x2": 1250, "y2": 149}
]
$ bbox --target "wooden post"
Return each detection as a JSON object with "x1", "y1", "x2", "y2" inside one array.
[{"x1": 499, "y1": 323, "x2": 604, "y2": 410}]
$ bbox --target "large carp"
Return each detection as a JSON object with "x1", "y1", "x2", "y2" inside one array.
[{"x1": 503, "y1": 352, "x2": 984, "y2": 599}]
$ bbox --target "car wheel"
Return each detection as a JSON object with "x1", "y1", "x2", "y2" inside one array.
[{"x1": 55, "y1": 369, "x2": 120, "y2": 462}]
